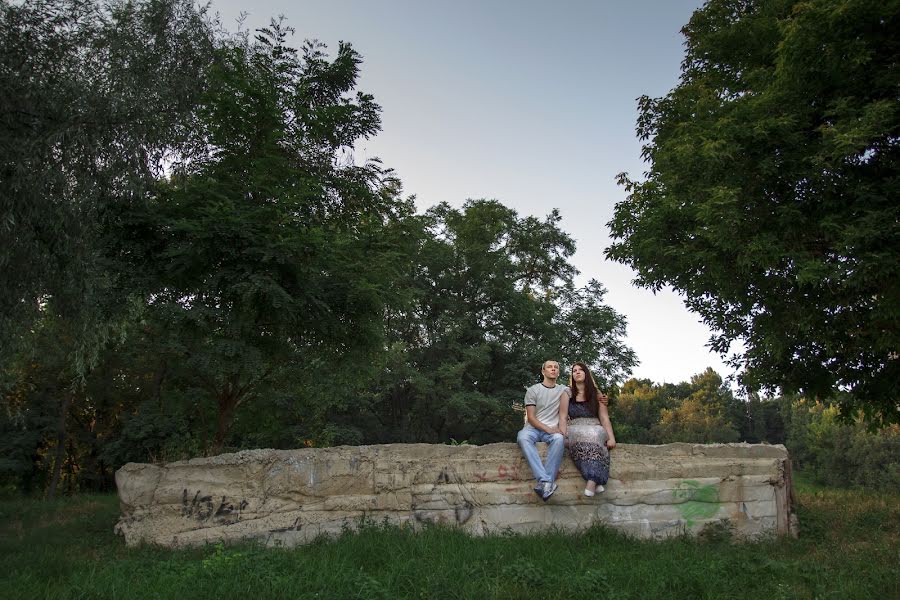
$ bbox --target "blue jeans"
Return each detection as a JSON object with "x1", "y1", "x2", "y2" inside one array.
[{"x1": 517, "y1": 425, "x2": 565, "y2": 485}]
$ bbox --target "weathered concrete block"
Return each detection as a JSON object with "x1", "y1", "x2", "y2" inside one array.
[{"x1": 114, "y1": 442, "x2": 797, "y2": 547}]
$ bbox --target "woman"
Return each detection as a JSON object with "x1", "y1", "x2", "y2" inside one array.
[{"x1": 565, "y1": 362, "x2": 616, "y2": 496}]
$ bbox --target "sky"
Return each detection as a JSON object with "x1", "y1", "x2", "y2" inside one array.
[{"x1": 209, "y1": 0, "x2": 733, "y2": 387}]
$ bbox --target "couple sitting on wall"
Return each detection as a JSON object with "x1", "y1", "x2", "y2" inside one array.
[{"x1": 517, "y1": 360, "x2": 616, "y2": 501}]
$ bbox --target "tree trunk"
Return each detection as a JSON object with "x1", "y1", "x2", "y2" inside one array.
[
  {"x1": 211, "y1": 392, "x2": 239, "y2": 455},
  {"x1": 152, "y1": 359, "x2": 167, "y2": 409},
  {"x1": 209, "y1": 369, "x2": 271, "y2": 455},
  {"x1": 46, "y1": 389, "x2": 73, "y2": 499}
]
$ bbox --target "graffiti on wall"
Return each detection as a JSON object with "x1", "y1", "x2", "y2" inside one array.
[
  {"x1": 672, "y1": 480, "x2": 720, "y2": 526},
  {"x1": 181, "y1": 489, "x2": 248, "y2": 525}
]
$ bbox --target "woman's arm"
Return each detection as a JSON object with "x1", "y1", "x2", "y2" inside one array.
[
  {"x1": 598, "y1": 400, "x2": 616, "y2": 449},
  {"x1": 558, "y1": 390, "x2": 569, "y2": 437}
]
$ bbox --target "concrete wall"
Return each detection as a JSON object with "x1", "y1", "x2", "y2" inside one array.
[{"x1": 114, "y1": 442, "x2": 796, "y2": 547}]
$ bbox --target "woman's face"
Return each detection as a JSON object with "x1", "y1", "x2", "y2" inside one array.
[{"x1": 572, "y1": 364, "x2": 585, "y2": 383}]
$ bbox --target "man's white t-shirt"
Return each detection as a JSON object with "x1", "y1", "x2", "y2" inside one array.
[{"x1": 524, "y1": 383, "x2": 571, "y2": 428}]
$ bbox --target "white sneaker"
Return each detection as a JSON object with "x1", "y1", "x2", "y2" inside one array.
[
  {"x1": 583, "y1": 487, "x2": 595, "y2": 497},
  {"x1": 541, "y1": 481, "x2": 558, "y2": 501},
  {"x1": 596, "y1": 485, "x2": 605, "y2": 493}
]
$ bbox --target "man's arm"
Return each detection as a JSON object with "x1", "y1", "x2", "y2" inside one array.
[{"x1": 525, "y1": 405, "x2": 559, "y2": 433}]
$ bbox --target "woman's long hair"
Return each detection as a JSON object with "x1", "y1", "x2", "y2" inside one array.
[{"x1": 568, "y1": 362, "x2": 599, "y2": 417}]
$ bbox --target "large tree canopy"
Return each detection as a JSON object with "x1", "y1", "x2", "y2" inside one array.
[
  {"x1": 1, "y1": 0, "x2": 217, "y2": 367},
  {"x1": 340, "y1": 199, "x2": 637, "y2": 445},
  {"x1": 1, "y1": 0, "x2": 220, "y2": 496},
  {"x1": 607, "y1": 0, "x2": 899, "y2": 424},
  {"x1": 112, "y1": 21, "x2": 401, "y2": 453}
]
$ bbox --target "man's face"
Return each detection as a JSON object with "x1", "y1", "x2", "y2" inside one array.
[{"x1": 542, "y1": 361, "x2": 560, "y2": 380}]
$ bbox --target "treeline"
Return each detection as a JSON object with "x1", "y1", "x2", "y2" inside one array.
[
  {"x1": 4, "y1": 345, "x2": 898, "y2": 495},
  {"x1": 610, "y1": 369, "x2": 899, "y2": 491},
  {"x1": 1, "y1": 196, "x2": 640, "y2": 494}
]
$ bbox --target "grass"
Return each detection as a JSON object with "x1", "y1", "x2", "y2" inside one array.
[{"x1": 0, "y1": 477, "x2": 897, "y2": 599}]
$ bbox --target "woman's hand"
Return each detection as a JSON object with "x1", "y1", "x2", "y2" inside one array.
[{"x1": 606, "y1": 437, "x2": 617, "y2": 450}]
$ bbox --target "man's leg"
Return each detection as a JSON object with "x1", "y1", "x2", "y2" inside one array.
[
  {"x1": 543, "y1": 432, "x2": 566, "y2": 485},
  {"x1": 533, "y1": 431, "x2": 564, "y2": 500},
  {"x1": 517, "y1": 427, "x2": 549, "y2": 485}
]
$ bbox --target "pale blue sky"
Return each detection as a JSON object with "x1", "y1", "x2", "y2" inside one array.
[{"x1": 210, "y1": 0, "x2": 734, "y2": 387}]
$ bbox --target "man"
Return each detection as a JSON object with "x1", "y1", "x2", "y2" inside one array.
[{"x1": 516, "y1": 360, "x2": 570, "y2": 501}]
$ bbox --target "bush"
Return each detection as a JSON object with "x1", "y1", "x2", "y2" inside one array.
[
  {"x1": 786, "y1": 400, "x2": 899, "y2": 492},
  {"x1": 101, "y1": 401, "x2": 199, "y2": 466}
]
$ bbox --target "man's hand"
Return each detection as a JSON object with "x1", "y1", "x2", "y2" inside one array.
[
  {"x1": 545, "y1": 426, "x2": 562, "y2": 435},
  {"x1": 606, "y1": 438, "x2": 617, "y2": 450}
]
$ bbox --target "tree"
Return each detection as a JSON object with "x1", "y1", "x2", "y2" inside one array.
[
  {"x1": 0, "y1": 310, "x2": 146, "y2": 495},
  {"x1": 613, "y1": 369, "x2": 742, "y2": 443},
  {"x1": 649, "y1": 368, "x2": 740, "y2": 443},
  {"x1": 1, "y1": 0, "x2": 218, "y2": 495},
  {"x1": 606, "y1": 0, "x2": 899, "y2": 425},
  {"x1": 613, "y1": 378, "x2": 674, "y2": 443},
  {"x1": 118, "y1": 23, "x2": 401, "y2": 453},
  {"x1": 651, "y1": 398, "x2": 740, "y2": 444},
  {"x1": 784, "y1": 398, "x2": 900, "y2": 490},
  {"x1": 349, "y1": 199, "x2": 637, "y2": 445},
  {"x1": 0, "y1": 0, "x2": 216, "y2": 364}
]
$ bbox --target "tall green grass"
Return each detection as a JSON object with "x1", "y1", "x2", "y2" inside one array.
[{"x1": 1, "y1": 478, "x2": 896, "y2": 599}]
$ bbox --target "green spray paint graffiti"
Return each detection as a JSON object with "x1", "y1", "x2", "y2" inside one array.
[{"x1": 672, "y1": 480, "x2": 721, "y2": 526}]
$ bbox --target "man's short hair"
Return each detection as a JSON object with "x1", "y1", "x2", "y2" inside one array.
[{"x1": 541, "y1": 360, "x2": 559, "y2": 370}]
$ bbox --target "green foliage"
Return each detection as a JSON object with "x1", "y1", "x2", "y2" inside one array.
[
  {"x1": 351, "y1": 200, "x2": 637, "y2": 445},
  {"x1": 499, "y1": 559, "x2": 546, "y2": 589},
  {"x1": 651, "y1": 369, "x2": 741, "y2": 443},
  {"x1": 614, "y1": 369, "x2": 747, "y2": 444},
  {"x1": 0, "y1": 0, "x2": 217, "y2": 372},
  {"x1": 111, "y1": 21, "x2": 401, "y2": 453},
  {"x1": 610, "y1": 370, "x2": 897, "y2": 491},
  {"x1": 652, "y1": 397, "x2": 740, "y2": 443},
  {"x1": 100, "y1": 401, "x2": 198, "y2": 466},
  {"x1": 0, "y1": 312, "x2": 187, "y2": 492},
  {"x1": 612, "y1": 378, "x2": 676, "y2": 443},
  {"x1": 740, "y1": 395, "x2": 787, "y2": 444},
  {"x1": 2, "y1": 3, "x2": 639, "y2": 488},
  {"x1": 785, "y1": 399, "x2": 899, "y2": 490},
  {"x1": 606, "y1": 0, "x2": 900, "y2": 425},
  {"x1": 1, "y1": 0, "x2": 219, "y2": 498}
]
